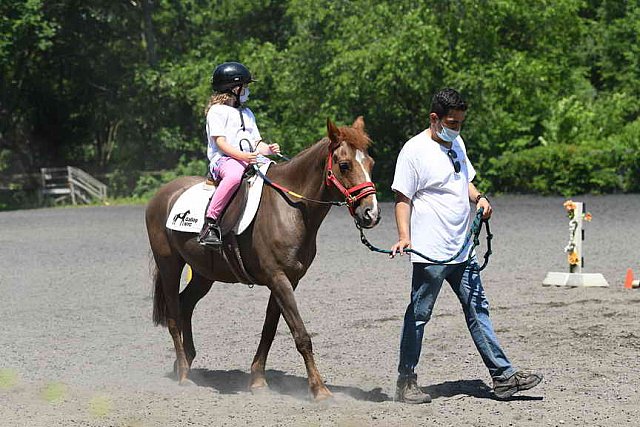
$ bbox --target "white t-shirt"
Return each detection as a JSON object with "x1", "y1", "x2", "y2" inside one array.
[
  {"x1": 391, "y1": 129, "x2": 476, "y2": 264},
  {"x1": 205, "y1": 104, "x2": 264, "y2": 170}
]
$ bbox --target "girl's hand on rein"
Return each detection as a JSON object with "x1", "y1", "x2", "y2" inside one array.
[
  {"x1": 390, "y1": 239, "x2": 411, "y2": 258},
  {"x1": 242, "y1": 151, "x2": 258, "y2": 165},
  {"x1": 269, "y1": 143, "x2": 280, "y2": 155}
]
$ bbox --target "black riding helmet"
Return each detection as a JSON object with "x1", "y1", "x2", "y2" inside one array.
[{"x1": 211, "y1": 62, "x2": 255, "y2": 93}]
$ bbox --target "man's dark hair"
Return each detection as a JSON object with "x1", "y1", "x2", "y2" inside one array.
[{"x1": 430, "y1": 88, "x2": 467, "y2": 117}]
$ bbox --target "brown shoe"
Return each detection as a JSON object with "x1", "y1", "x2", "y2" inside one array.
[
  {"x1": 394, "y1": 374, "x2": 431, "y2": 404},
  {"x1": 493, "y1": 370, "x2": 543, "y2": 400}
]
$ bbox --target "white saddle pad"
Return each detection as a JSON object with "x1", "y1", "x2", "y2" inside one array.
[{"x1": 166, "y1": 162, "x2": 271, "y2": 235}]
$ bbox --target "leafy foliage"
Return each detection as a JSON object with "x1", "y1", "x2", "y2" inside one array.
[{"x1": 1, "y1": 0, "x2": 639, "y2": 204}]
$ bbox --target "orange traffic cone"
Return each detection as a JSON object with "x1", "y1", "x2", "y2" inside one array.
[{"x1": 624, "y1": 268, "x2": 634, "y2": 289}]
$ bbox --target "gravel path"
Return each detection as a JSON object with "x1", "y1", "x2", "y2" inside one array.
[{"x1": 1, "y1": 195, "x2": 639, "y2": 426}]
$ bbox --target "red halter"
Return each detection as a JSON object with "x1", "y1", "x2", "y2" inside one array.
[{"x1": 325, "y1": 146, "x2": 377, "y2": 215}]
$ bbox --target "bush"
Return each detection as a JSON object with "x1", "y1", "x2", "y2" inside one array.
[
  {"x1": 486, "y1": 143, "x2": 638, "y2": 195},
  {"x1": 131, "y1": 156, "x2": 207, "y2": 200},
  {"x1": 0, "y1": 189, "x2": 41, "y2": 211}
]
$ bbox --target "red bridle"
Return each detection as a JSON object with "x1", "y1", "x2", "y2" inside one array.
[{"x1": 325, "y1": 146, "x2": 377, "y2": 215}]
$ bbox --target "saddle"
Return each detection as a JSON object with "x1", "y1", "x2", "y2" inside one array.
[
  {"x1": 206, "y1": 164, "x2": 261, "y2": 235},
  {"x1": 215, "y1": 167, "x2": 259, "y2": 285},
  {"x1": 166, "y1": 163, "x2": 272, "y2": 285}
]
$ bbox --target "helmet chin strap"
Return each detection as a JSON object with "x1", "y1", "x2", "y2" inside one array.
[
  {"x1": 238, "y1": 105, "x2": 246, "y2": 131},
  {"x1": 229, "y1": 86, "x2": 246, "y2": 131}
]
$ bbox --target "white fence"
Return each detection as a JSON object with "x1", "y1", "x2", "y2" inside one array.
[{"x1": 41, "y1": 166, "x2": 107, "y2": 205}]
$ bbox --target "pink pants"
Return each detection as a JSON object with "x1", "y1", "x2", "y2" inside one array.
[{"x1": 206, "y1": 157, "x2": 247, "y2": 220}]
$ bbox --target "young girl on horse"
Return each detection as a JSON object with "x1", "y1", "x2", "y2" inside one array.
[{"x1": 199, "y1": 61, "x2": 280, "y2": 247}]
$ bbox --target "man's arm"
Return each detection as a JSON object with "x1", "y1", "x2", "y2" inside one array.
[
  {"x1": 390, "y1": 191, "x2": 412, "y2": 258},
  {"x1": 469, "y1": 182, "x2": 492, "y2": 219}
]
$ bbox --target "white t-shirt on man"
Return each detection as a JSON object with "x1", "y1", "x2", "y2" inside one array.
[
  {"x1": 391, "y1": 129, "x2": 476, "y2": 264},
  {"x1": 205, "y1": 104, "x2": 264, "y2": 171}
]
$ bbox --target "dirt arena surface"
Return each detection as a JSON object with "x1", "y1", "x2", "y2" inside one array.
[{"x1": 1, "y1": 195, "x2": 639, "y2": 426}]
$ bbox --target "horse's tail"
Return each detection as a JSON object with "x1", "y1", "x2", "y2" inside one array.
[{"x1": 152, "y1": 264, "x2": 169, "y2": 327}]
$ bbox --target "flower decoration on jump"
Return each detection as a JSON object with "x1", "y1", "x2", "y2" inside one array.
[
  {"x1": 567, "y1": 250, "x2": 579, "y2": 266},
  {"x1": 563, "y1": 200, "x2": 576, "y2": 215},
  {"x1": 562, "y1": 200, "x2": 593, "y2": 272},
  {"x1": 563, "y1": 199, "x2": 592, "y2": 221}
]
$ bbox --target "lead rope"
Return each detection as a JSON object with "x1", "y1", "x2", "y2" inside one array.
[
  {"x1": 355, "y1": 208, "x2": 493, "y2": 271},
  {"x1": 239, "y1": 143, "x2": 496, "y2": 269}
]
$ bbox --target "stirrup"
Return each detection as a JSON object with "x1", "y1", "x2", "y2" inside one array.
[{"x1": 199, "y1": 220, "x2": 222, "y2": 247}]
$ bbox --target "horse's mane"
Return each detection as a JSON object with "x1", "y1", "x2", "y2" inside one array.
[
  {"x1": 289, "y1": 124, "x2": 372, "y2": 160},
  {"x1": 338, "y1": 126, "x2": 372, "y2": 151}
]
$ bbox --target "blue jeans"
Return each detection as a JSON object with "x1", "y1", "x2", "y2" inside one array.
[{"x1": 398, "y1": 259, "x2": 516, "y2": 380}]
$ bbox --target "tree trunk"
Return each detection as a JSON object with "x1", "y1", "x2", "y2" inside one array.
[{"x1": 140, "y1": 0, "x2": 158, "y2": 67}]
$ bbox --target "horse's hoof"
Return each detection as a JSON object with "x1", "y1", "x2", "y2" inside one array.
[
  {"x1": 173, "y1": 358, "x2": 191, "y2": 382},
  {"x1": 250, "y1": 384, "x2": 271, "y2": 395},
  {"x1": 178, "y1": 378, "x2": 195, "y2": 387},
  {"x1": 313, "y1": 388, "x2": 333, "y2": 402}
]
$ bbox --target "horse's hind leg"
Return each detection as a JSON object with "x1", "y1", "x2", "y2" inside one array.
[
  {"x1": 269, "y1": 275, "x2": 332, "y2": 401},
  {"x1": 249, "y1": 294, "x2": 281, "y2": 392},
  {"x1": 152, "y1": 253, "x2": 190, "y2": 384},
  {"x1": 179, "y1": 271, "x2": 213, "y2": 367}
]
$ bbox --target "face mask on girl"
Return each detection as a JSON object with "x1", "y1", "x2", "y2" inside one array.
[
  {"x1": 239, "y1": 87, "x2": 250, "y2": 103},
  {"x1": 436, "y1": 120, "x2": 460, "y2": 142}
]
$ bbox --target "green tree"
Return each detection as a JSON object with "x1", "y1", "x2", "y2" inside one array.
[{"x1": 1, "y1": 0, "x2": 639, "y2": 204}]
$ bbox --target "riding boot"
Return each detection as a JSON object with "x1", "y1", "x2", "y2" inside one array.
[{"x1": 199, "y1": 217, "x2": 222, "y2": 248}]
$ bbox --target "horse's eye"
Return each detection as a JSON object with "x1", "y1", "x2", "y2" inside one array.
[{"x1": 339, "y1": 162, "x2": 350, "y2": 172}]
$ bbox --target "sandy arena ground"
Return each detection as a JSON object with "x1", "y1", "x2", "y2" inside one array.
[{"x1": 1, "y1": 195, "x2": 639, "y2": 426}]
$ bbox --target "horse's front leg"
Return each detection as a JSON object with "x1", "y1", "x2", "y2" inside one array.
[
  {"x1": 249, "y1": 294, "x2": 280, "y2": 392},
  {"x1": 269, "y1": 275, "x2": 332, "y2": 401}
]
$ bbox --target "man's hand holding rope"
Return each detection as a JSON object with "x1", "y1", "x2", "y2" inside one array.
[{"x1": 476, "y1": 196, "x2": 492, "y2": 220}]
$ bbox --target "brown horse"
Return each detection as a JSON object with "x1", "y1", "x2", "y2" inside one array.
[{"x1": 145, "y1": 117, "x2": 380, "y2": 400}]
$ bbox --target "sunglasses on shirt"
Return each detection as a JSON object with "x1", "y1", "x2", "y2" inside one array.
[{"x1": 447, "y1": 149, "x2": 461, "y2": 173}]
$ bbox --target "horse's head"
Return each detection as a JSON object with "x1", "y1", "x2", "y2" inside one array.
[{"x1": 326, "y1": 117, "x2": 381, "y2": 229}]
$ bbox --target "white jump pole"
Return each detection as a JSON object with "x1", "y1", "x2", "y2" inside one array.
[
  {"x1": 570, "y1": 202, "x2": 583, "y2": 274},
  {"x1": 543, "y1": 201, "x2": 609, "y2": 287}
]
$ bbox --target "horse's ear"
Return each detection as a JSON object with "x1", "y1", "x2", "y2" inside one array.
[
  {"x1": 352, "y1": 116, "x2": 365, "y2": 131},
  {"x1": 327, "y1": 118, "x2": 341, "y2": 150}
]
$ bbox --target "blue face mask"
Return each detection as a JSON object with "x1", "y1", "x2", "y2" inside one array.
[
  {"x1": 239, "y1": 87, "x2": 250, "y2": 103},
  {"x1": 436, "y1": 121, "x2": 460, "y2": 142}
]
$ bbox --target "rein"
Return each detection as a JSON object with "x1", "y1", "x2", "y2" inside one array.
[
  {"x1": 251, "y1": 142, "x2": 377, "y2": 215},
  {"x1": 356, "y1": 208, "x2": 494, "y2": 271},
  {"x1": 238, "y1": 139, "x2": 336, "y2": 205},
  {"x1": 253, "y1": 165, "x2": 347, "y2": 207}
]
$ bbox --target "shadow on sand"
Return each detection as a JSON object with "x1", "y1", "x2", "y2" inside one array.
[
  {"x1": 425, "y1": 379, "x2": 544, "y2": 401},
  {"x1": 188, "y1": 368, "x2": 389, "y2": 402},
  {"x1": 185, "y1": 370, "x2": 542, "y2": 403}
]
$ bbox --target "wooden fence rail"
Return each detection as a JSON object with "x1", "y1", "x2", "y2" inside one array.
[{"x1": 41, "y1": 166, "x2": 107, "y2": 205}]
